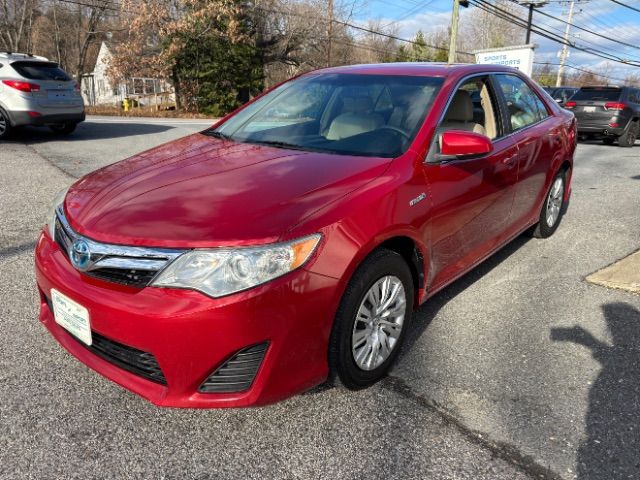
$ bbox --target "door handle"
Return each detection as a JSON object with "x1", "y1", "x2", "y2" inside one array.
[{"x1": 502, "y1": 154, "x2": 517, "y2": 168}]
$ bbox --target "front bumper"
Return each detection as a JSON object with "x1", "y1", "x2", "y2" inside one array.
[{"x1": 34, "y1": 231, "x2": 340, "y2": 408}]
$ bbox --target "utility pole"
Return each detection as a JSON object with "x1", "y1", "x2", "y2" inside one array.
[
  {"x1": 448, "y1": 0, "x2": 468, "y2": 63},
  {"x1": 525, "y1": 3, "x2": 534, "y2": 43},
  {"x1": 556, "y1": 0, "x2": 575, "y2": 87},
  {"x1": 519, "y1": 1, "x2": 548, "y2": 44},
  {"x1": 448, "y1": 0, "x2": 460, "y2": 63},
  {"x1": 327, "y1": 0, "x2": 333, "y2": 67}
]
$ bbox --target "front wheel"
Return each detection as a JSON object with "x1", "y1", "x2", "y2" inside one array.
[
  {"x1": 329, "y1": 249, "x2": 414, "y2": 389},
  {"x1": 530, "y1": 171, "x2": 567, "y2": 238},
  {"x1": 49, "y1": 123, "x2": 77, "y2": 135}
]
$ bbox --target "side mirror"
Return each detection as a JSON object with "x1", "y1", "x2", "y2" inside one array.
[{"x1": 438, "y1": 130, "x2": 493, "y2": 159}]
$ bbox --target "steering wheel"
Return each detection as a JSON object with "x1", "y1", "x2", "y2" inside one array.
[{"x1": 376, "y1": 126, "x2": 411, "y2": 141}]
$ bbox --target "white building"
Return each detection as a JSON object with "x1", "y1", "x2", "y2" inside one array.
[{"x1": 81, "y1": 42, "x2": 174, "y2": 108}]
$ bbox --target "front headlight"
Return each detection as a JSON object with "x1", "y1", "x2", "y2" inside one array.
[
  {"x1": 151, "y1": 234, "x2": 322, "y2": 298},
  {"x1": 46, "y1": 186, "x2": 70, "y2": 239}
]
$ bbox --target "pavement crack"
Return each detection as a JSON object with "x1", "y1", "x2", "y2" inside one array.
[
  {"x1": 24, "y1": 144, "x2": 79, "y2": 179},
  {"x1": 0, "y1": 241, "x2": 36, "y2": 261},
  {"x1": 382, "y1": 375, "x2": 564, "y2": 480}
]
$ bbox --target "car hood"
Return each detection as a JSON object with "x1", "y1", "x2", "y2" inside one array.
[{"x1": 64, "y1": 133, "x2": 392, "y2": 247}]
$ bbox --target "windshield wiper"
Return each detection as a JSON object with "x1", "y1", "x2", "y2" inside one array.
[
  {"x1": 204, "y1": 130, "x2": 233, "y2": 141},
  {"x1": 249, "y1": 140, "x2": 307, "y2": 151}
]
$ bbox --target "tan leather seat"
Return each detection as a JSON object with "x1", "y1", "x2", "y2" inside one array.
[
  {"x1": 326, "y1": 97, "x2": 383, "y2": 140},
  {"x1": 441, "y1": 90, "x2": 486, "y2": 135}
]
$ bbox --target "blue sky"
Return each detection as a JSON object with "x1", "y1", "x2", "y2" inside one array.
[{"x1": 352, "y1": 0, "x2": 640, "y2": 81}]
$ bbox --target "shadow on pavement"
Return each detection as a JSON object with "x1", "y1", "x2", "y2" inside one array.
[
  {"x1": 9, "y1": 121, "x2": 174, "y2": 142},
  {"x1": 631, "y1": 175, "x2": 640, "y2": 180},
  {"x1": 551, "y1": 302, "x2": 640, "y2": 479}
]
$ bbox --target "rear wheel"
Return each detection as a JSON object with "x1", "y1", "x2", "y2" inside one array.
[
  {"x1": 530, "y1": 171, "x2": 567, "y2": 239},
  {"x1": 618, "y1": 121, "x2": 638, "y2": 148},
  {"x1": 49, "y1": 122, "x2": 77, "y2": 135},
  {"x1": 329, "y1": 249, "x2": 414, "y2": 389},
  {"x1": 0, "y1": 108, "x2": 12, "y2": 140}
]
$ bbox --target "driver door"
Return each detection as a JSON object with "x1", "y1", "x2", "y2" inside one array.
[{"x1": 422, "y1": 75, "x2": 520, "y2": 291}]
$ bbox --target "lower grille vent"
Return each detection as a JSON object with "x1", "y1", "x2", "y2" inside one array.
[
  {"x1": 199, "y1": 343, "x2": 268, "y2": 393},
  {"x1": 88, "y1": 332, "x2": 167, "y2": 385}
]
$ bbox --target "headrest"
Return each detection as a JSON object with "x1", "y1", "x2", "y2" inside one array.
[
  {"x1": 342, "y1": 96, "x2": 373, "y2": 114},
  {"x1": 444, "y1": 90, "x2": 473, "y2": 122}
]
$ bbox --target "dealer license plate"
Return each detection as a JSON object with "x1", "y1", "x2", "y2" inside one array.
[{"x1": 51, "y1": 289, "x2": 92, "y2": 346}]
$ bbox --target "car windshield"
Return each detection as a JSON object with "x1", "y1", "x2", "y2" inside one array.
[
  {"x1": 208, "y1": 73, "x2": 444, "y2": 158},
  {"x1": 571, "y1": 88, "x2": 621, "y2": 102},
  {"x1": 11, "y1": 61, "x2": 72, "y2": 81}
]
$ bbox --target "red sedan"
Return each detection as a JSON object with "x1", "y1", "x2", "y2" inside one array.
[{"x1": 35, "y1": 63, "x2": 576, "y2": 407}]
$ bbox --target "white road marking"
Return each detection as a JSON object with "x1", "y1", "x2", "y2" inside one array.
[{"x1": 85, "y1": 116, "x2": 217, "y2": 126}]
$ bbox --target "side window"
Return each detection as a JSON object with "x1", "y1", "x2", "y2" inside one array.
[
  {"x1": 494, "y1": 74, "x2": 549, "y2": 132},
  {"x1": 438, "y1": 76, "x2": 500, "y2": 139}
]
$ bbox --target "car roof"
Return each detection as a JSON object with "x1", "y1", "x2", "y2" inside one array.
[
  {"x1": 0, "y1": 52, "x2": 49, "y2": 62},
  {"x1": 305, "y1": 62, "x2": 524, "y2": 77},
  {"x1": 579, "y1": 85, "x2": 623, "y2": 90}
]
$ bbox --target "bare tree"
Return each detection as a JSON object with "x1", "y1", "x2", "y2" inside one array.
[{"x1": 0, "y1": 0, "x2": 38, "y2": 52}]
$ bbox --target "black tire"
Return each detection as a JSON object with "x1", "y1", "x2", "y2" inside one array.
[
  {"x1": 49, "y1": 122, "x2": 77, "y2": 135},
  {"x1": 618, "y1": 121, "x2": 638, "y2": 148},
  {"x1": 530, "y1": 170, "x2": 567, "y2": 239},
  {"x1": 328, "y1": 248, "x2": 414, "y2": 389},
  {"x1": 602, "y1": 137, "x2": 615, "y2": 145},
  {"x1": 0, "y1": 108, "x2": 12, "y2": 140}
]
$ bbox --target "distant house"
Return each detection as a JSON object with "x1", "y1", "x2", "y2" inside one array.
[{"x1": 81, "y1": 42, "x2": 174, "y2": 108}]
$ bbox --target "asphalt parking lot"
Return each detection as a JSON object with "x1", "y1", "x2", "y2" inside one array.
[{"x1": 1, "y1": 117, "x2": 639, "y2": 480}]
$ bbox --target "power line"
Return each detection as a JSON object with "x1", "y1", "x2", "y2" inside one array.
[
  {"x1": 609, "y1": 0, "x2": 640, "y2": 13},
  {"x1": 380, "y1": 0, "x2": 438, "y2": 29},
  {"x1": 515, "y1": 4, "x2": 640, "y2": 62},
  {"x1": 532, "y1": 4, "x2": 640, "y2": 51},
  {"x1": 533, "y1": 61, "x2": 630, "y2": 83},
  {"x1": 470, "y1": 0, "x2": 640, "y2": 67},
  {"x1": 54, "y1": 0, "x2": 122, "y2": 11},
  {"x1": 255, "y1": 5, "x2": 474, "y2": 57}
]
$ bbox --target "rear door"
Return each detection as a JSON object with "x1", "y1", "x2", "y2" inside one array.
[
  {"x1": 493, "y1": 74, "x2": 558, "y2": 230},
  {"x1": 569, "y1": 86, "x2": 622, "y2": 127},
  {"x1": 11, "y1": 61, "x2": 83, "y2": 109}
]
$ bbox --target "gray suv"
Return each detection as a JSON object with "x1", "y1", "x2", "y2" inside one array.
[
  {"x1": 567, "y1": 86, "x2": 640, "y2": 147},
  {"x1": 0, "y1": 52, "x2": 85, "y2": 140}
]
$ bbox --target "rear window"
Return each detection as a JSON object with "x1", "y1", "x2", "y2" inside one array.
[
  {"x1": 10, "y1": 61, "x2": 72, "y2": 81},
  {"x1": 571, "y1": 88, "x2": 621, "y2": 102}
]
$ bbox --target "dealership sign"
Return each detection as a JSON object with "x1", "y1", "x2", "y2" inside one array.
[{"x1": 474, "y1": 44, "x2": 535, "y2": 76}]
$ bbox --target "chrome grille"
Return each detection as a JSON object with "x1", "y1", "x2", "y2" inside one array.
[
  {"x1": 54, "y1": 206, "x2": 184, "y2": 288},
  {"x1": 199, "y1": 343, "x2": 268, "y2": 393}
]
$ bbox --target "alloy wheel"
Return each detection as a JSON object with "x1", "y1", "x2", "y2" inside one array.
[
  {"x1": 352, "y1": 275, "x2": 406, "y2": 371},
  {"x1": 0, "y1": 111, "x2": 6, "y2": 136},
  {"x1": 546, "y1": 177, "x2": 564, "y2": 228}
]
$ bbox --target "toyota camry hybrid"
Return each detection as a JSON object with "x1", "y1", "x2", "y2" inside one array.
[{"x1": 35, "y1": 63, "x2": 576, "y2": 408}]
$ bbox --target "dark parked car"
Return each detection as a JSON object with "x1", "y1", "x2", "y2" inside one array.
[
  {"x1": 543, "y1": 86, "x2": 578, "y2": 107},
  {"x1": 565, "y1": 86, "x2": 640, "y2": 146}
]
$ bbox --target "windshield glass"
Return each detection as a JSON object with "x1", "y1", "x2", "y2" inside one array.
[
  {"x1": 209, "y1": 73, "x2": 444, "y2": 158},
  {"x1": 572, "y1": 88, "x2": 621, "y2": 102},
  {"x1": 11, "y1": 61, "x2": 72, "y2": 81}
]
